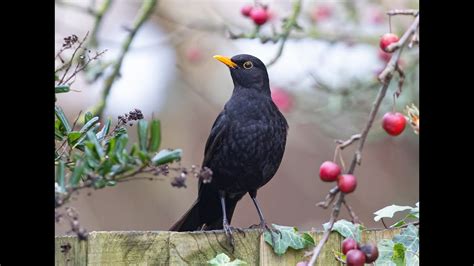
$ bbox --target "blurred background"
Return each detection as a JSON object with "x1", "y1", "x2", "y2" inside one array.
[{"x1": 55, "y1": 0, "x2": 419, "y2": 235}]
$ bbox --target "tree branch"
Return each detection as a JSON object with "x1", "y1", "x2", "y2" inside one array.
[{"x1": 307, "y1": 12, "x2": 419, "y2": 266}]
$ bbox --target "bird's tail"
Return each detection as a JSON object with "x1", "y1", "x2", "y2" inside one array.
[{"x1": 169, "y1": 195, "x2": 240, "y2": 231}]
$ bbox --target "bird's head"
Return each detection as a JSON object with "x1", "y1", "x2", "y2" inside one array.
[{"x1": 213, "y1": 54, "x2": 270, "y2": 93}]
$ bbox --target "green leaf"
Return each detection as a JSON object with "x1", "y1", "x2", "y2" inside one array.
[
  {"x1": 374, "y1": 205, "x2": 413, "y2": 222},
  {"x1": 264, "y1": 224, "x2": 315, "y2": 256},
  {"x1": 151, "y1": 149, "x2": 182, "y2": 165},
  {"x1": 377, "y1": 239, "x2": 396, "y2": 266},
  {"x1": 93, "y1": 178, "x2": 107, "y2": 189},
  {"x1": 137, "y1": 150, "x2": 149, "y2": 163},
  {"x1": 56, "y1": 160, "x2": 66, "y2": 193},
  {"x1": 332, "y1": 249, "x2": 346, "y2": 263},
  {"x1": 148, "y1": 120, "x2": 161, "y2": 152},
  {"x1": 70, "y1": 160, "x2": 85, "y2": 186},
  {"x1": 96, "y1": 118, "x2": 112, "y2": 141},
  {"x1": 392, "y1": 243, "x2": 406, "y2": 266},
  {"x1": 86, "y1": 131, "x2": 105, "y2": 159},
  {"x1": 323, "y1": 219, "x2": 362, "y2": 242},
  {"x1": 107, "y1": 180, "x2": 117, "y2": 186},
  {"x1": 67, "y1": 131, "x2": 82, "y2": 145},
  {"x1": 80, "y1": 116, "x2": 99, "y2": 133},
  {"x1": 207, "y1": 253, "x2": 247, "y2": 265},
  {"x1": 390, "y1": 220, "x2": 406, "y2": 228},
  {"x1": 393, "y1": 224, "x2": 419, "y2": 254},
  {"x1": 55, "y1": 85, "x2": 70, "y2": 93},
  {"x1": 55, "y1": 105, "x2": 71, "y2": 133},
  {"x1": 84, "y1": 112, "x2": 94, "y2": 124},
  {"x1": 137, "y1": 120, "x2": 148, "y2": 151}
]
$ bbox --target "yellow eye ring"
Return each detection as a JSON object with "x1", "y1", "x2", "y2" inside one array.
[{"x1": 243, "y1": 61, "x2": 253, "y2": 69}]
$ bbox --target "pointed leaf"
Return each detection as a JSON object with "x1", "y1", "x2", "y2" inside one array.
[
  {"x1": 148, "y1": 120, "x2": 161, "y2": 152},
  {"x1": 70, "y1": 160, "x2": 85, "y2": 186},
  {"x1": 84, "y1": 112, "x2": 94, "y2": 124},
  {"x1": 56, "y1": 161, "x2": 66, "y2": 193},
  {"x1": 96, "y1": 118, "x2": 112, "y2": 141},
  {"x1": 86, "y1": 131, "x2": 104, "y2": 158},
  {"x1": 55, "y1": 85, "x2": 70, "y2": 93},
  {"x1": 137, "y1": 120, "x2": 148, "y2": 151},
  {"x1": 55, "y1": 106, "x2": 71, "y2": 133},
  {"x1": 151, "y1": 149, "x2": 182, "y2": 165}
]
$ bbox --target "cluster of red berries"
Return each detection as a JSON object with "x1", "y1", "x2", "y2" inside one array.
[
  {"x1": 342, "y1": 238, "x2": 379, "y2": 266},
  {"x1": 319, "y1": 161, "x2": 356, "y2": 193},
  {"x1": 241, "y1": 4, "x2": 270, "y2": 25}
]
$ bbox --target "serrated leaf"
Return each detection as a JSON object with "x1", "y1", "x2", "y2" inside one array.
[
  {"x1": 70, "y1": 160, "x2": 85, "y2": 187},
  {"x1": 55, "y1": 85, "x2": 70, "y2": 93},
  {"x1": 323, "y1": 219, "x2": 362, "y2": 242},
  {"x1": 264, "y1": 224, "x2": 315, "y2": 256},
  {"x1": 137, "y1": 120, "x2": 148, "y2": 151},
  {"x1": 393, "y1": 224, "x2": 418, "y2": 254},
  {"x1": 151, "y1": 149, "x2": 182, "y2": 165},
  {"x1": 207, "y1": 253, "x2": 247, "y2": 265},
  {"x1": 55, "y1": 106, "x2": 71, "y2": 133},
  {"x1": 148, "y1": 120, "x2": 161, "y2": 152},
  {"x1": 56, "y1": 160, "x2": 66, "y2": 193},
  {"x1": 392, "y1": 243, "x2": 406, "y2": 266},
  {"x1": 374, "y1": 205, "x2": 413, "y2": 222},
  {"x1": 377, "y1": 239, "x2": 396, "y2": 266}
]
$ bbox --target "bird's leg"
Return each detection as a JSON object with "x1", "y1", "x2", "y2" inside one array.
[
  {"x1": 248, "y1": 190, "x2": 281, "y2": 245},
  {"x1": 219, "y1": 190, "x2": 236, "y2": 250}
]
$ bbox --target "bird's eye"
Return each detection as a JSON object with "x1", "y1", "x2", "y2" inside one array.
[{"x1": 243, "y1": 61, "x2": 253, "y2": 69}]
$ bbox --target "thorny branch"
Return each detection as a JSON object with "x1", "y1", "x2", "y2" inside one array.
[{"x1": 307, "y1": 11, "x2": 419, "y2": 266}]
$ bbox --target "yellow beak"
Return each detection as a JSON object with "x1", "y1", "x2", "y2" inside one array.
[{"x1": 213, "y1": 55, "x2": 238, "y2": 69}]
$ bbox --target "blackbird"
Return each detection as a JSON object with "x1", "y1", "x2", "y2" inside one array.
[{"x1": 170, "y1": 54, "x2": 288, "y2": 245}]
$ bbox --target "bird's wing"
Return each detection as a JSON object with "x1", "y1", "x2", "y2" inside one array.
[{"x1": 198, "y1": 110, "x2": 228, "y2": 191}]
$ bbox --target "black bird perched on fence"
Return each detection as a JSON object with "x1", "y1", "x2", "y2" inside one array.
[{"x1": 170, "y1": 54, "x2": 288, "y2": 246}]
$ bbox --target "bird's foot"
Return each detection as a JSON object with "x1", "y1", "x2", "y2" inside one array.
[
  {"x1": 223, "y1": 223, "x2": 246, "y2": 251},
  {"x1": 249, "y1": 221, "x2": 281, "y2": 246}
]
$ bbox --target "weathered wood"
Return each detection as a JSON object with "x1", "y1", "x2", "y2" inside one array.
[
  {"x1": 55, "y1": 235, "x2": 88, "y2": 266},
  {"x1": 55, "y1": 228, "x2": 402, "y2": 265}
]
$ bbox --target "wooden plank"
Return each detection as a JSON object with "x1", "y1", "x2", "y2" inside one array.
[
  {"x1": 55, "y1": 235, "x2": 88, "y2": 266},
  {"x1": 169, "y1": 229, "x2": 260, "y2": 265},
  {"x1": 55, "y1": 228, "x2": 403, "y2": 265},
  {"x1": 259, "y1": 231, "x2": 343, "y2": 266},
  {"x1": 86, "y1": 231, "x2": 170, "y2": 265}
]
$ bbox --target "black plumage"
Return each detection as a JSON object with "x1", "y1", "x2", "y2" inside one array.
[{"x1": 170, "y1": 54, "x2": 288, "y2": 241}]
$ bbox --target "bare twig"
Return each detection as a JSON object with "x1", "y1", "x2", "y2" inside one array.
[
  {"x1": 267, "y1": 0, "x2": 302, "y2": 66},
  {"x1": 58, "y1": 32, "x2": 89, "y2": 84},
  {"x1": 316, "y1": 186, "x2": 339, "y2": 208},
  {"x1": 394, "y1": 64, "x2": 405, "y2": 98},
  {"x1": 61, "y1": 49, "x2": 108, "y2": 85},
  {"x1": 381, "y1": 15, "x2": 420, "y2": 55},
  {"x1": 335, "y1": 134, "x2": 362, "y2": 150},
  {"x1": 387, "y1": 9, "x2": 419, "y2": 16},
  {"x1": 307, "y1": 13, "x2": 419, "y2": 266},
  {"x1": 343, "y1": 199, "x2": 360, "y2": 224}
]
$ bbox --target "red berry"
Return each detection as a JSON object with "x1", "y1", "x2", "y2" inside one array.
[
  {"x1": 380, "y1": 33, "x2": 399, "y2": 53},
  {"x1": 382, "y1": 112, "x2": 406, "y2": 136},
  {"x1": 360, "y1": 244, "x2": 379, "y2": 263},
  {"x1": 241, "y1": 4, "x2": 253, "y2": 17},
  {"x1": 319, "y1": 161, "x2": 341, "y2": 182},
  {"x1": 337, "y1": 174, "x2": 357, "y2": 193},
  {"x1": 312, "y1": 5, "x2": 332, "y2": 21},
  {"x1": 250, "y1": 7, "x2": 269, "y2": 25},
  {"x1": 342, "y1": 238, "x2": 359, "y2": 255},
  {"x1": 271, "y1": 87, "x2": 293, "y2": 112},
  {"x1": 346, "y1": 249, "x2": 366, "y2": 266}
]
